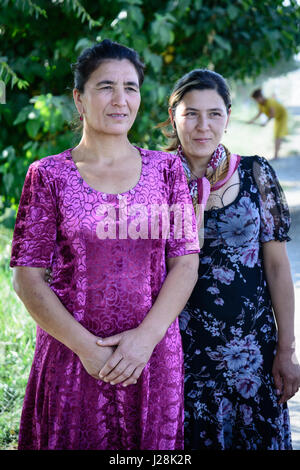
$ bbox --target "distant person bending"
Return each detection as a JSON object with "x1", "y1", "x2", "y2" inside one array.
[{"x1": 248, "y1": 88, "x2": 288, "y2": 160}]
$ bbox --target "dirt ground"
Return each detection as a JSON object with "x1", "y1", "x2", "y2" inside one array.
[{"x1": 271, "y1": 155, "x2": 300, "y2": 449}]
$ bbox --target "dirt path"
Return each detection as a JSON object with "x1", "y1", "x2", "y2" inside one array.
[{"x1": 271, "y1": 155, "x2": 300, "y2": 449}]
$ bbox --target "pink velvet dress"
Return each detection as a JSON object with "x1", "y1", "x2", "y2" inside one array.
[{"x1": 10, "y1": 147, "x2": 199, "y2": 450}]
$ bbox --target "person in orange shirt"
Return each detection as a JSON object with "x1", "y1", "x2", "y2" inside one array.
[{"x1": 248, "y1": 89, "x2": 288, "y2": 160}]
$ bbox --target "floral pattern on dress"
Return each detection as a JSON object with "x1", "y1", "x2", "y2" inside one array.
[{"x1": 179, "y1": 155, "x2": 292, "y2": 450}]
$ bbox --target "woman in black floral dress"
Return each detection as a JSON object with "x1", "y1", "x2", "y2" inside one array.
[{"x1": 159, "y1": 69, "x2": 300, "y2": 449}]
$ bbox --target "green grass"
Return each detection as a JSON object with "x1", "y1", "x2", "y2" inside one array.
[{"x1": 0, "y1": 226, "x2": 36, "y2": 450}]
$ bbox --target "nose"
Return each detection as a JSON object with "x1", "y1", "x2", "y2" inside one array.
[
  {"x1": 196, "y1": 114, "x2": 209, "y2": 130},
  {"x1": 112, "y1": 87, "x2": 126, "y2": 107}
]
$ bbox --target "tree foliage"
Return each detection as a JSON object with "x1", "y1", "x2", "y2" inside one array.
[{"x1": 0, "y1": 0, "x2": 299, "y2": 221}]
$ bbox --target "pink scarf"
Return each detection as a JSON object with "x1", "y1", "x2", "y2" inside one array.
[
  {"x1": 177, "y1": 144, "x2": 241, "y2": 210},
  {"x1": 177, "y1": 145, "x2": 240, "y2": 246}
]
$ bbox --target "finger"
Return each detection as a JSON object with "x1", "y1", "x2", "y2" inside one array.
[
  {"x1": 273, "y1": 371, "x2": 283, "y2": 397},
  {"x1": 121, "y1": 365, "x2": 144, "y2": 387},
  {"x1": 279, "y1": 378, "x2": 293, "y2": 404},
  {"x1": 99, "y1": 352, "x2": 123, "y2": 378},
  {"x1": 108, "y1": 365, "x2": 136, "y2": 385},
  {"x1": 102, "y1": 360, "x2": 129, "y2": 383},
  {"x1": 97, "y1": 334, "x2": 122, "y2": 347}
]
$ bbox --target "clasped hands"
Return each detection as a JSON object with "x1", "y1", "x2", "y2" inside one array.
[
  {"x1": 79, "y1": 325, "x2": 158, "y2": 387},
  {"x1": 44, "y1": 269, "x2": 158, "y2": 387}
]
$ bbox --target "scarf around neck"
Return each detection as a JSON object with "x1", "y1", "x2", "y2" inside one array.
[{"x1": 177, "y1": 143, "x2": 241, "y2": 213}]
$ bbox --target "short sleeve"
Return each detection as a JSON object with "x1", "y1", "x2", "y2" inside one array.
[
  {"x1": 165, "y1": 155, "x2": 200, "y2": 258},
  {"x1": 252, "y1": 156, "x2": 291, "y2": 243},
  {"x1": 10, "y1": 162, "x2": 57, "y2": 267}
]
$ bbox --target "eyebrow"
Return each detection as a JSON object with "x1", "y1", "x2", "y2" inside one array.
[
  {"x1": 95, "y1": 80, "x2": 139, "y2": 88},
  {"x1": 184, "y1": 107, "x2": 224, "y2": 112}
]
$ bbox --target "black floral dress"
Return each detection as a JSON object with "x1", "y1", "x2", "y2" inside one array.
[{"x1": 179, "y1": 156, "x2": 292, "y2": 450}]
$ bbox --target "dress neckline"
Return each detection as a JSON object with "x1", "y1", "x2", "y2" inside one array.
[
  {"x1": 65, "y1": 146, "x2": 146, "y2": 197},
  {"x1": 204, "y1": 163, "x2": 243, "y2": 215}
]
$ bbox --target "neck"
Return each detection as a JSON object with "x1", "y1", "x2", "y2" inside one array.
[
  {"x1": 74, "y1": 128, "x2": 133, "y2": 163},
  {"x1": 185, "y1": 154, "x2": 212, "y2": 178}
]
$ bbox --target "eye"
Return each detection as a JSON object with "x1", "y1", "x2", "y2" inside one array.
[
  {"x1": 125, "y1": 87, "x2": 138, "y2": 92},
  {"x1": 185, "y1": 111, "x2": 197, "y2": 116},
  {"x1": 210, "y1": 112, "x2": 222, "y2": 117},
  {"x1": 96, "y1": 85, "x2": 113, "y2": 91}
]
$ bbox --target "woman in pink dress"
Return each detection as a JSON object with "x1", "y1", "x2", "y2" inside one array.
[{"x1": 10, "y1": 39, "x2": 199, "y2": 450}]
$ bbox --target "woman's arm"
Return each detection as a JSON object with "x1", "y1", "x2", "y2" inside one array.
[
  {"x1": 247, "y1": 111, "x2": 262, "y2": 124},
  {"x1": 263, "y1": 241, "x2": 300, "y2": 403},
  {"x1": 96, "y1": 253, "x2": 199, "y2": 386},
  {"x1": 12, "y1": 266, "x2": 114, "y2": 379}
]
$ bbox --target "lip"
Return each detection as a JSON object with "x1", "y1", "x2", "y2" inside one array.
[
  {"x1": 107, "y1": 113, "x2": 128, "y2": 118},
  {"x1": 193, "y1": 138, "x2": 212, "y2": 143}
]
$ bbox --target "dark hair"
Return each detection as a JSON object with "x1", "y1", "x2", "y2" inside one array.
[
  {"x1": 158, "y1": 69, "x2": 231, "y2": 151},
  {"x1": 251, "y1": 88, "x2": 263, "y2": 99},
  {"x1": 72, "y1": 38, "x2": 145, "y2": 93}
]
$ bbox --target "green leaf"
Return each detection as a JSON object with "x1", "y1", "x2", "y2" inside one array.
[
  {"x1": 194, "y1": 0, "x2": 203, "y2": 9},
  {"x1": 75, "y1": 38, "x2": 94, "y2": 53},
  {"x1": 25, "y1": 119, "x2": 41, "y2": 139},
  {"x1": 151, "y1": 14, "x2": 175, "y2": 46},
  {"x1": 213, "y1": 35, "x2": 232, "y2": 54},
  {"x1": 227, "y1": 5, "x2": 239, "y2": 20},
  {"x1": 13, "y1": 106, "x2": 33, "y2": 125},
  {"x1": 128, "y1": 6, "x2": 144, "y2": 27},
  {"x1": 3, "y1": 173, "x2": 14, "y2": 194},
  {"x1": 117, "y1": 0, "x2": 143, "y2": 4},
  {"x1": 0, "y1": 59, "x2": 29, "y2": 90},
  {"x1": 61, "y1": 0, "x2": 102, "y2": 29},
  {"x1": 143, "y1": 49, "x2": 163, "y2": 73}
]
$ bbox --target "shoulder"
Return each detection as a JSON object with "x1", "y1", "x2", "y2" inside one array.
[
  {"x1": 139, "y1": 147, "x2": 179, "y2": 162},
  {"x1": 28, "y1": 148, "x2": 72, "y2": 182},
  {"x1": 240, "y1": 156, "x2": 280, "y2": 189},
  {"x1": 138, "y1": 147, "x2": 182, "y2": 169},
  {"x1": 239, "y1": 155, "x2": 270, "y2": 169},
  {"x1": 239, "y1": 155, "x2": 277, "y2": 179}
]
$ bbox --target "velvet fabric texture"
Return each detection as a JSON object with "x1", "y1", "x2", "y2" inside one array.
[{"x1": 10, "y1": 147, "x2": 199, "y2": 450}]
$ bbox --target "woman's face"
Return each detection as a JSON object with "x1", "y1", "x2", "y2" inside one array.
[
  {"x1": 171, "y1": 88, "x2": 230, "y2": 161},
  {"x1": 74, "y1": 59, "x2": 141, "y2": 137}
]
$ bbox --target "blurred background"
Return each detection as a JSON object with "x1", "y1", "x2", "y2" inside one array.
[{"x1": 0, "y1": 0, "x2": 300, "y2": 450}]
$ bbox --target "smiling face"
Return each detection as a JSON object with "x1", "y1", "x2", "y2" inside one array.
[
  {"x1": 171, "y1": 88, "x2": 230, "y2": 162},
  {"x1": 73, "y1": 59, "x2": 141, "y2": 137}
]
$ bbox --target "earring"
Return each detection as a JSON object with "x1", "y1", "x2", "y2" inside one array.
[
  {"x1": 80, "y1": 115, "x2": 83, "y2": 121},
  {"x1": 224, "y1": 129, "x2": 227, "y2": 133}
]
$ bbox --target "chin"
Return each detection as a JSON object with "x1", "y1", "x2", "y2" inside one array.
[
  {"x1": 193, "y1": 149, "x2": 214, "y2": 159},
  {"x1": 95, "y1": 125, "x2": 131, "y2": 136}
]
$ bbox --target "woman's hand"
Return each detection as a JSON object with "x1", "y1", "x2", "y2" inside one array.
[
  {"x1": 272, "y1": 348, "x2": 300, "y2": 404},
  {"x1": 96, "y1": 325, "x2": 159, "y2": 386},
  {"x1": 78, "y1": 339, "x2": 115, "y2": 381}
]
